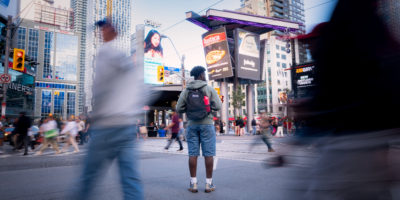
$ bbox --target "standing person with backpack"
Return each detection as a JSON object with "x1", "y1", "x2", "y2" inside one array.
[{"x1": 176, "y1": 66, "x2": 222, "y2": 193}]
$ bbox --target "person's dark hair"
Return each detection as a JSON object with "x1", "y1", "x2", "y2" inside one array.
[
  {"x1": 144, "y1": 29, "x2": 163, "y2": 55},
  {"x1": 95, "y1": 19, "x2": 116, "y2": 32},
  {"x1": 190, "y1": 66, "x2": 206, "y2": 79}
]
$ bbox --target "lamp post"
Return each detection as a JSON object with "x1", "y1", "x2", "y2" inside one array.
[{"x1": 161, "y1": 35, "x2": 186, "y2": 89}]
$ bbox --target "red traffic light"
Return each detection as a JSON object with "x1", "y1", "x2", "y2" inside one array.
[{"x1": 16, "y1": 51, "x2": 23, "y2": 57}]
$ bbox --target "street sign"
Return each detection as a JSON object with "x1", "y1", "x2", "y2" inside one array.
[{"x1": 0, "y1": 73, "x2": 11, "y2": 84}]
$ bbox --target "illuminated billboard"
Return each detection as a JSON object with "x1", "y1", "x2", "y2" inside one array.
[
  {"x1": 234, "y1": 28, "x2": 261, "y2": 81},
  {"x1": 291, "y1": 63, "x2": 316, "y2": 98},
  {"x1": 144, "y1": 28, "x2": 164, "y2": 85},
  {"x1": 202, "y1": 27, "x2": 233, "y2": 80}
]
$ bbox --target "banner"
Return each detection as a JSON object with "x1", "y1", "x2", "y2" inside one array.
[
  {"x1": 234, "y1": 28, "x2": 261, "y2": 81},
  {"x1": 202, "y1": 27, "x2": 233, "y2": 80}
]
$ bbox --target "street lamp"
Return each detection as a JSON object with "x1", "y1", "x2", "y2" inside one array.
[{"x1": 160, "y1": 35, "x2": 186, "y2": 89}]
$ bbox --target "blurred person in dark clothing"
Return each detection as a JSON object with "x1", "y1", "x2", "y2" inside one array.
[
  {"x1": 164, "y1": 110, "x2": 183, "y2": 151},
  {"x1": 15, "y1": 112, "x2": 32, "y2": 155},
  {"x1": 290, "y1": 0, "x2": 400, "y2": 199},
  {"x1": 75, "y1": 19, "x2": 151, "y2": 200}
]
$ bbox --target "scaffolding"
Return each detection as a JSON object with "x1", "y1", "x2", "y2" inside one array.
[{"x1": 33, "y1": 2, "x2": 74, "y2": 30}]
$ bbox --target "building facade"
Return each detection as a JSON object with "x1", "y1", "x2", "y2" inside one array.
[
  {"x1": 71, "y1": 0, "x2": 88, "y2": 114},
  {"x1": 84, "y1": 0, "x2": 133, "y2": 112},
  {"x1": 236, "y1": 0, "x2": 298, "y2": 116},
  {"x1": 15, "y1": 19, "x2": 80, "y2": 119}
]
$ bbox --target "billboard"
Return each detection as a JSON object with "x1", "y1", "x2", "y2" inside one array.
[
  {"x1": 202, "y1": 27, "x2": 233, "y2": 80},
  {"x1": 234, "y1": 28, "x2": 261, "y2": 81},
  {"x1": 291, "y1": 63, "x2": 316, "y2": 98},
  {"x1": 144, "y1": 28, "x2": 164, "y2": 85}
]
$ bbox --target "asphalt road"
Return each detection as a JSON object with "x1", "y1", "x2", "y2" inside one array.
[{"x1": 0, "y1": 135, "x2": 399, "y2": 200}]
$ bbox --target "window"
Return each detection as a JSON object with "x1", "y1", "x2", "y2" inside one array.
[
  {"x1": 54, "y1": 91, "x2": 65, "y2": 116},
  {"x1": 67, "y1": 92, "x2": 76, "y2": 117},
  {"x1": 55, "y1": 33, "x2": 78, "y2": 81},
  {"x1": 277, "y1": 62, "x2": 280, "y2": 67},
  {"x1": 276, "y1": 45, "x2": 280, "y2": 49},
  {"x1": 41, "y1": 90, "x2": 52, "y2": 117},
  {"x1": 43, "y1": 32, "x2": 54, "y2": 79},
  {"x1": 281, "y1": 46, "x2": 286, "y2": 51},
  {"x1": 28, "y1": 29, "x2": 39, "y2": 62},
  {"x1": 277, "y1": 80, "x2": 281, "y2": 85},
  {"x1": 282, "y1": 63, "x2": 287, "y2": 68},
  {"x1": 17, "y1": 27, "x2": 26, "y2": 49},
  {"x1": 276, "y1": 53, "x2": 280, "y2": 58},
  {"x1": 281, "y1": 54, "x2": 287, "y2": 60}
]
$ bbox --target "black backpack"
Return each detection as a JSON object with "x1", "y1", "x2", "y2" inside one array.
[{"x1": 186, "y1": 86, "x2": 210, "y2": 120}]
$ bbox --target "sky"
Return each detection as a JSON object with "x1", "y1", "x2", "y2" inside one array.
[{"x1": 133, "y1": 0, "x2": 338, "y2": 71}]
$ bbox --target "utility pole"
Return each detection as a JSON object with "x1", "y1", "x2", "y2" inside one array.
[
  {"x1": 181, "y1": 54, "x2": 186, "y2": 88},
  {"x1": 2, "y1": 16, "x2": 12, "y2": 119}
]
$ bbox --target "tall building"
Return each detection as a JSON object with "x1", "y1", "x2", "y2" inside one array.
[
  {"x1": 238, "y1": 0, "x2": 306, "y2": 62},
  {"x1": 71, "y1": 0, "x2": 87, "y2": 114},
  {"x1": 236, "y1": 0, "x2": 300, "y2": 116},
  {"x1": 15, "y1": 1, "x2": 80, "y2": 118},
  {"x1": 84, "y1": 0, "x2": 133, "y2": 112}
]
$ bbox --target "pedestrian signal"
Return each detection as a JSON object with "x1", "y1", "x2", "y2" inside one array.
[
  {"x1": 220, "y1": 95, "x2": 224, "y2": 103},
  {"x1": 13, "y1": 48, "x2": 25, "y2": 72},
  {"x1": 157, "y1": 66, "x2": 164, "y2": 82}
]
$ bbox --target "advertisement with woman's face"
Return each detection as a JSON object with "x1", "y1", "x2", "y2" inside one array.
[
  {"x1": 144, "y1": 28, "x2": 164, "y2": 85},
  {"x1": 144, "y1": 29, "x2": 163, "y2": 59}
]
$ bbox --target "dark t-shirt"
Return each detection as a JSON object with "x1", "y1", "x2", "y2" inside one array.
[
  {"x1": 171, "y1": 114, "x2": 180, "y2": 133},
  {"x1": 251, "y1": 119, "x2": 257, "y2": 126}
]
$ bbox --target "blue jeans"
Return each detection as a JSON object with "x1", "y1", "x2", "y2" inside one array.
[
  {"x1": 252, "y1": 126, "x2": 257, "y2": 135},
  {"x1": 77, "y1": 125, "x2": 143, "y2": 200},
  {"x1": 186, "y1": 124, "x2": 216, "y2": 156}
]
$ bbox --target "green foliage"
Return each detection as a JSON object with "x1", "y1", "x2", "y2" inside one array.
[{"x1": 232, "y1": 85, "x2": 245, "y2": 110}]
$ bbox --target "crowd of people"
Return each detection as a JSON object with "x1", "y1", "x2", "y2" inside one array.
[{"x1": 0, "y1": 112, "x2": 90, "y2": 156}]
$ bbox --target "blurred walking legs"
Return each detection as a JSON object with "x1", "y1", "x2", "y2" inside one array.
[{"x1": 76, "y1": 125, "x2": 143, "y2": 200}]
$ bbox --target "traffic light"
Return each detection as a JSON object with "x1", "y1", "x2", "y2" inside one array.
[
  {"x1": 215, "y1": 88, "x2": 220, "y2": 95},
  {"x1": 13, "y1": 48, "x2": 25, "y2": 72},
  {"x1": 157, "y1": 66, "x2": 164, "y2": 83}
]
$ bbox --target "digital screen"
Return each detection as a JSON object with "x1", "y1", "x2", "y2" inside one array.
[
  {"x1": 292, "y1": 64, "x2": 316, "y2": 98},
  {"x1": 235, "y1": 28, "x2": 261, "y2": 80},
  {"x1": 202, "y1": 27, "x2": 234, "y2": 80},
  {"x1": 144, "y1": 27, "x2": 164, "y2": 85}
]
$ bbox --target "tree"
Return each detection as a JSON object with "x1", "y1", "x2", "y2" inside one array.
[{"x1": 232, "y1": 85, "x2": 246, "y2": 118}]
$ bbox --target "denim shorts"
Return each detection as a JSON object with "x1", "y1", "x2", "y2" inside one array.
[{"x1": 186, "y1": 124, "x2": 216, "y2": 157}]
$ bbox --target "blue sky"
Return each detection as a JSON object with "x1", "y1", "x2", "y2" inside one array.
[{"x1": 132, "y1": 0, "x2": 338, "y2": 70}]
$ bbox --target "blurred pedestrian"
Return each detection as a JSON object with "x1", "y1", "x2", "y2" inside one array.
[
  {"x1": 219, "y1": 120, "x2": 225, "y2": 135},
  {"x1": 77, "y1": 117, "x2": 86, "y2": 145},
  {"x1": 251, "y1": 118, "x2": 257, "y2": 135},
  {"x1": 275, "y1": 118, "x2": 284, "y2": 137},
  {"x1": 15, "y1": 112, "x2": 32, "y2": 155},
  {"x1": 164, "y1": 110, "x2": 183, "y2": 151},
  {"x1": 60, "y1": 115, "x2": 80, "y2": 153},
  {"x1": 176, "y1": 66, "x2": 222, "y2": 193},
  {"x1": 0, "y1": 120, "x2": 4, "y2": 154},
  {"x1": 290, "y1": 0, "x2": 400, "y2": 199},
  {"x1": 75, "y1": 19, "x2": 149, "y2": 200},
  {"x1": 250, "y1": 113, "x2": 275, "y2": 152},
  {"x1": 178, "y1": 118, "x2": 186, "y2": 141},
  {"x1": 36, "y1": 115, "x2": 60, "y2": 155}
]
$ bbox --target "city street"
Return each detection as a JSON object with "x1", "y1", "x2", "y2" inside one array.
[{"x1": 0, "y1": 135, "x2": 318, "y2": 200}]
